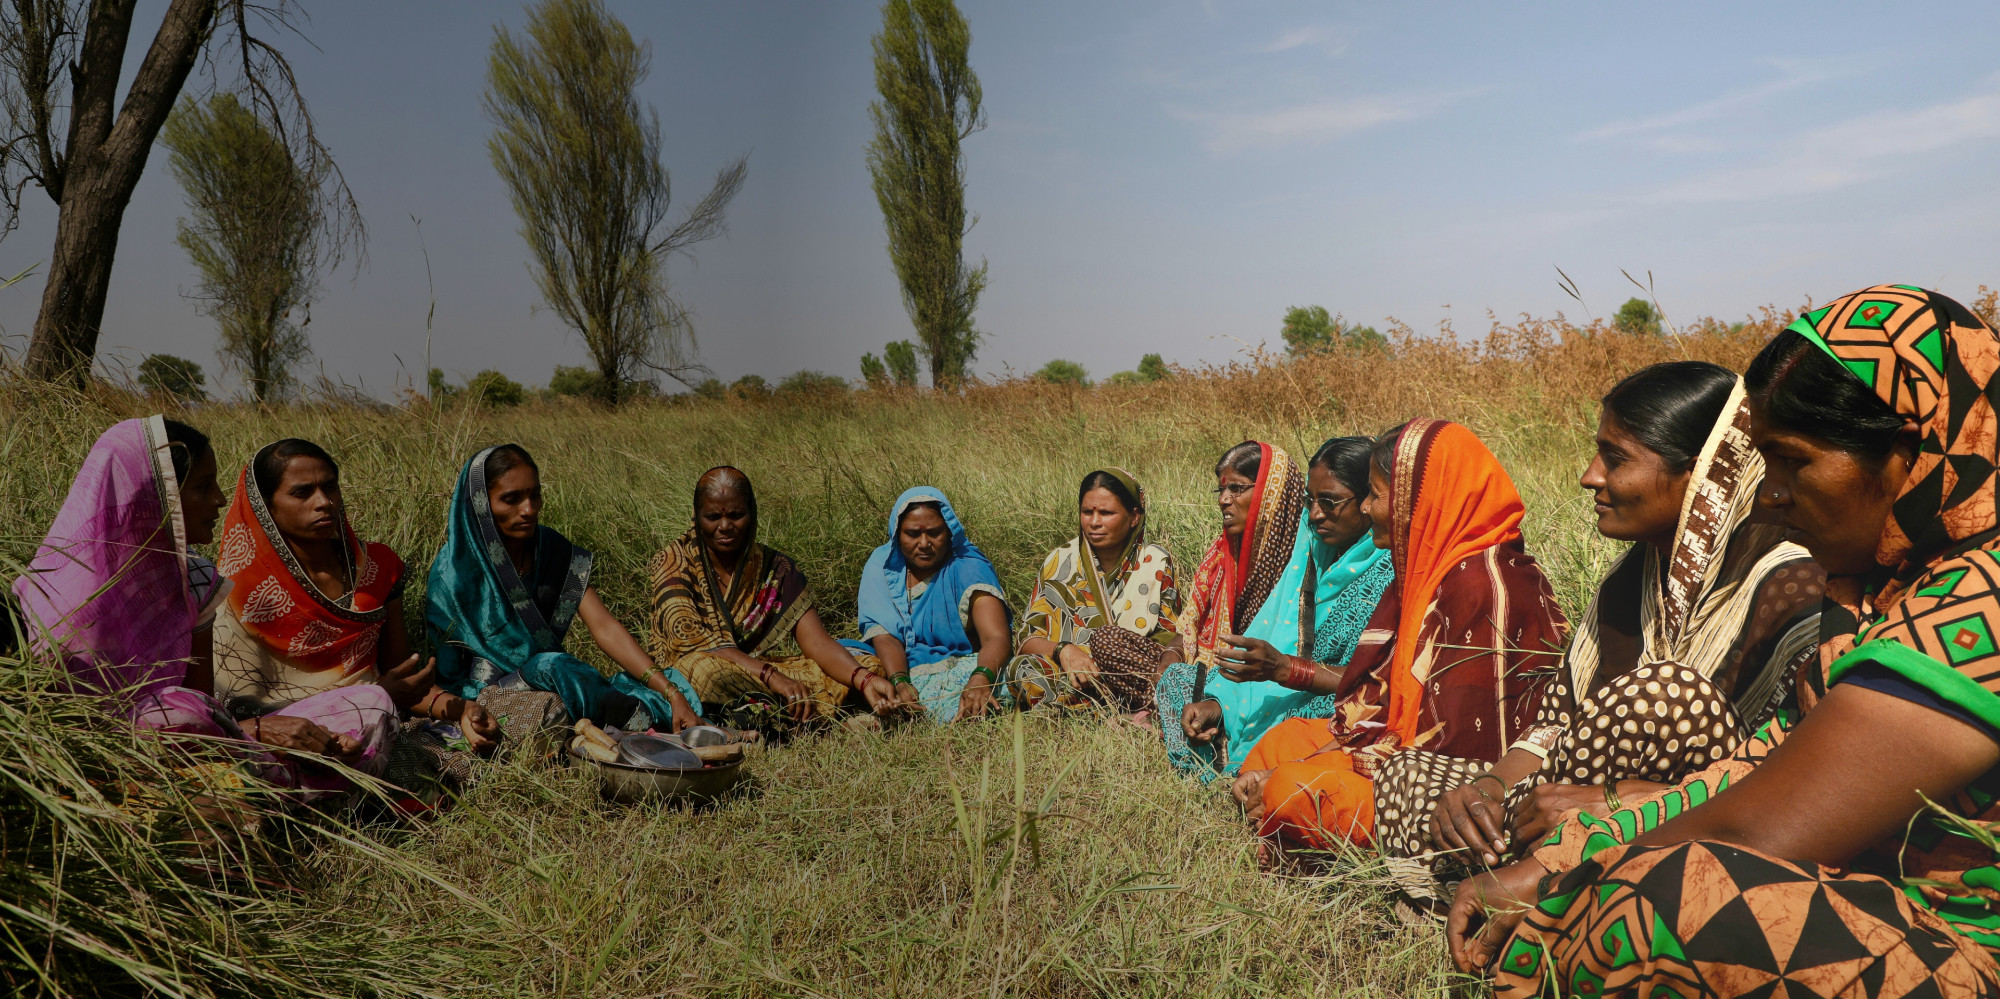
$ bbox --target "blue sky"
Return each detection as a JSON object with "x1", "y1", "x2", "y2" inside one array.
[{"x1": 3, "y1": 0, "x2": 1999, "y2": 398}]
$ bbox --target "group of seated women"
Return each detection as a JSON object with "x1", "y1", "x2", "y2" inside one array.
[{"x1": 14, "y1": 283, "x2": 2000, "y2": 996}]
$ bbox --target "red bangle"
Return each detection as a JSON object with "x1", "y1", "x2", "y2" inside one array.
[
  {"x1": 1280, "y1": 658, "x2": 1317, "y2": 690},
  {"x1": 853, "y1": 666, "x2": 876, "y2": 689},
  {"x1": 757, "y1": 663, "x2": 778, "y2": 687}
]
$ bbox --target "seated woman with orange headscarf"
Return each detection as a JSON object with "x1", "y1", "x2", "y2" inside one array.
[
  {"x1": 210, "y1": 439, "x2": 497, "y2": 781},
  {"x1": 1232, "y1": 420, "x2": 1569, "y2": 858}
]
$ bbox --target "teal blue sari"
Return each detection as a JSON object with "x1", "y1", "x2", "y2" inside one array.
[
  {"x1": 1158, "y1": 510, "x2": 1394, "y2": 781},
  {"x1": 424, "y1": 446, "x2": 699, "y2": 727}
]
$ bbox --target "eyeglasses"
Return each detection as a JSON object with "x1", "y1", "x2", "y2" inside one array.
[
  {"x1": 1311, "y1": 494, "x2": 1359, "y2": 516},
  {"x1": 1212, "y1": 482, "x2": 1253, "y2": 499}
]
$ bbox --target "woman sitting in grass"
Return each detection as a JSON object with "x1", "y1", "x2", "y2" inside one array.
[
  {"x1": 1008, "y1": 468, "x2": 1182, "y2": 720},
  {"x1": 1374, "y1": 362, "x2": 1821, "y2": 912},
  {"x1": 1232, "y1": 421, "x2": 1569, "y2": 857},
  {"x1": 1157, "y1": 439, "x2": 1395, "y2": 782},
  {"x1": 651, "y1": 467, "x2": 903, "y2": 734},
  {"x1": 838, "y1": 486, "x2": 1013, "y2": 723},
  {"x1": 211, "y1": 439, "x2": 491, "y2": 773},
  {"x1": 15, "y1": 419, "x2": 404, "y2": 799},
  {"x1": 1451, "y1": 287, "x2": 2000, "y2": 995},
  {"x1": 426, "y1": 445, "x2": 703, "y2": 738}
]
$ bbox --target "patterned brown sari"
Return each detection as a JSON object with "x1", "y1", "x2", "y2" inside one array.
[{"x1": 648, "y1": 528, "x2": 857, "y2": 724}]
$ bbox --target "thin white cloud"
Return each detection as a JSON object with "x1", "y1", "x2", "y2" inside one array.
[
  {"x1": 1578, "y1": 61, "x2": 1833, "y2": 143},
  {"x1": 1175, "y1": 89, "x2": 1479, "y2": 154},
  {"x1": 1640, "y1": 91, "x2": 2000, "y2": 203},
  {"x1": 1260, "y1": 26, "x2": 1345, "y2": 56}
]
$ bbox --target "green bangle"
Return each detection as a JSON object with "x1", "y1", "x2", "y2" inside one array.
[
  {"x1": 970, "y1": 666, "x2": 998, "y2": 682},
  {"x1": 890, "y1": 673, "x2": 913, "y2": 686}
]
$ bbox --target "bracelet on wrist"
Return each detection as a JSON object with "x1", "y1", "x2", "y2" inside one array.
[
  {"x1": 1279, "y1": 658, "x2": 1317, "y2": 690},
  {"x1": 890, "y1": 673, "x2": 913, "y2": 686},
  {"x1": 970, "y1": 666, "x2": 998, "y2": 682},
  {"x1": 1602, "y1": 782, "x2": 1623, "y2": 811},
  {"x1": 852, "y1": 666, "x2": 877, "y2": 688}
]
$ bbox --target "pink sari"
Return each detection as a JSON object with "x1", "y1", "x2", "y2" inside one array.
[{"x1": 12, "y1": 417, "x2": 394, "y2": 797}]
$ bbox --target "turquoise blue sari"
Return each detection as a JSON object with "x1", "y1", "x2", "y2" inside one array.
[
  {"x1": 425, "y1": 445, "x2": 699, "y2": 727},
  {"x1": 1158, "y1": 510, "x2": 1394, "y2": 781}
]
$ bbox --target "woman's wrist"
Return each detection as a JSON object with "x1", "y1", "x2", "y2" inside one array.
[{"x1": 1278, "y1": 657, "x2": 1317, "y2": 690}]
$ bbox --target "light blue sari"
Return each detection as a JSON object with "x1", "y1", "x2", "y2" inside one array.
[{"x1": 838, "y1": 486, "x2": 1012, "y2": 722}]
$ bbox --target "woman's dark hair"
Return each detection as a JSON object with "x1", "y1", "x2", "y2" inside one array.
[
  {"x1": 897, "y1": 499, "x2": 943, "y2": 528},
  {"x1": 1214, "y1": 441, "x2": 1261, "y2": 480},
  {"x1": 1744, "y1": 329, "x2": 1906, "y2": 463},
  {"x1": 1599, "y1": 361, "x2": 1737, "y2": 473},
  {"x1": 1370, "y1": 422, "x2": 1411, "y2": 481},
  {"x1": 1077, "y1": 470, "x2": 1141, "y2": 513},
  {"x1": 161, "y1": 419, "x2": 210, "y2": 483},
  {"x1": 253, "y1": 439, "x2": 337, "y2": 502},
  {"x1": 484, "y1": 444, "x2": 539, "y2": 483},
  {"x1": 1309, "y1": 436, "x2": 1374, "y2": 496}
]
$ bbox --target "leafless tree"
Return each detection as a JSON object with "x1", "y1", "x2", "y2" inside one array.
[{"x1": 2, "y1": 0, "x2": 359, "y2": 386}]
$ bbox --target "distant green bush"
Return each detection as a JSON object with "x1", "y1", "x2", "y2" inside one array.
[
  {"x1": 778, "y1": 370, "x2": 850, "y2": 396},
  {"x1": 1138, "y1": 352, "x2": 1169, "y2": 381},
  {"x1": 731, "y1": 374, "x2": 770, "y2": 399},
  {"x1": 1614, "y1": 297, "x2": 1663, "y2": 335},
  {"x1": 693, "y1": 378, "x2": 727, "y2": 399},
  {"x1": 1283, "y1": 305, "x2": 1386, "y2": 354},
  {"x1": 1033, "y1": 359, "x2": 1090, "y2": 386},
  {"x1": 465, "y1": 370, "x2": 527, "y2": 407},
  {"x1": 548, "y1": 364, "x2": 654, "y2": 401},
  {"x1": 859, "y1": 352, "x2": 889, "y2": 389},
  {"x1": 138, "y1": 353, "x2": 207, "y2": 401},
  {"x1": 884, "y1": 340, "x2": 920, "y2": 387}
]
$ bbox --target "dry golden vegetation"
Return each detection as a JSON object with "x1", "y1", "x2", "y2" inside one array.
[{"x1": 0, "y1": 298, "x2": 1945, "y2": 997}]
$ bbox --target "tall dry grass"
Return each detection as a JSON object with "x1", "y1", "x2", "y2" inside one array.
[{"x1": 0, "y1": 303, "x2": 1885, "y2": 995}]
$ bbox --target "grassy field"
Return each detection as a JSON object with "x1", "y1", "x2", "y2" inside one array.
[{"x1": 0, "y1": 316, "x2": 1788, "y2": 997}]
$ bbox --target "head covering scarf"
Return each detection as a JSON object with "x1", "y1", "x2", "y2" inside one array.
[
  {"x1": 1179, "y1": 443, "x2": 1307, "y2": 660},
  {"x1": 427, "y1": 445, "x2": 592, "y2": 692},
  {"x1": 12, "y1": 416, "x2": 193, "y2": 697},
  {"x1": 1560, "y1": 379, "x2": 1815, "y2": 719},
  {"x1": 1173, "y1": 443, "x2": 1311, "y2": 771},
  {"x1": 425, "y1": 446, "x2": 697, "y2": 725},
  {"x1": 1368, "y1": 419, "x2": 1531, "y2": 747},
  {"x1": 848, "y1": 486, "x2": 1008, "y2": 666},
  {"x1": 648, "y1": 470, "x2": 814, "y2": 662},
  {"x1": 214, "y1": 442, "x2": 403, "y2": 682},
  {"x1": 1781, "y1": 286, "x2": 2000, "y2": 703},
  {"x1": 1243, "y1": 497, "x2": 1394, "y2": 655}
]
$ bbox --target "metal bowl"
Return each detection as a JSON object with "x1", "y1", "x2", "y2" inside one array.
[
  {"x1": 676, "y1": 725, "x2": 734, "y2": 748},
  {"x1": 618, "y1": 733, "x2": 701, "y2": 769},
  {"x1": 570, "y1": 746, "x2": 747, "y2": 804}
]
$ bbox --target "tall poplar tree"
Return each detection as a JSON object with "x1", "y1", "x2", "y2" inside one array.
[
  {"x1": 485, "y1": 0, "x2": 745, "y2": 405},
  {"x1": 867, "y1": 0, "x2": 985, "y2": 389}
]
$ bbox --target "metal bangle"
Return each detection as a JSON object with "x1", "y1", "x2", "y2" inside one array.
[
  {"x1": 889, "y1": 673, "x2": 913, "y2": 686},
  {"x1": 1603, "y1": 782, "x2": 1623, "y2": 812}
]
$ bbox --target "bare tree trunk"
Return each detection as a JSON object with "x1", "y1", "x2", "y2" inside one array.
[{"x1": 22, "y1": 0, "x2": 215, "y2": 385}]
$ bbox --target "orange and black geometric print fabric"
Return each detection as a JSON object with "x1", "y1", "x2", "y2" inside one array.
[
  {"x1": 1785, "y1": 285, "x2": 2000, "y2": 664},
  {"x1": 1493, "y1": 839, "x2": 2000, "y2": 998}
]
